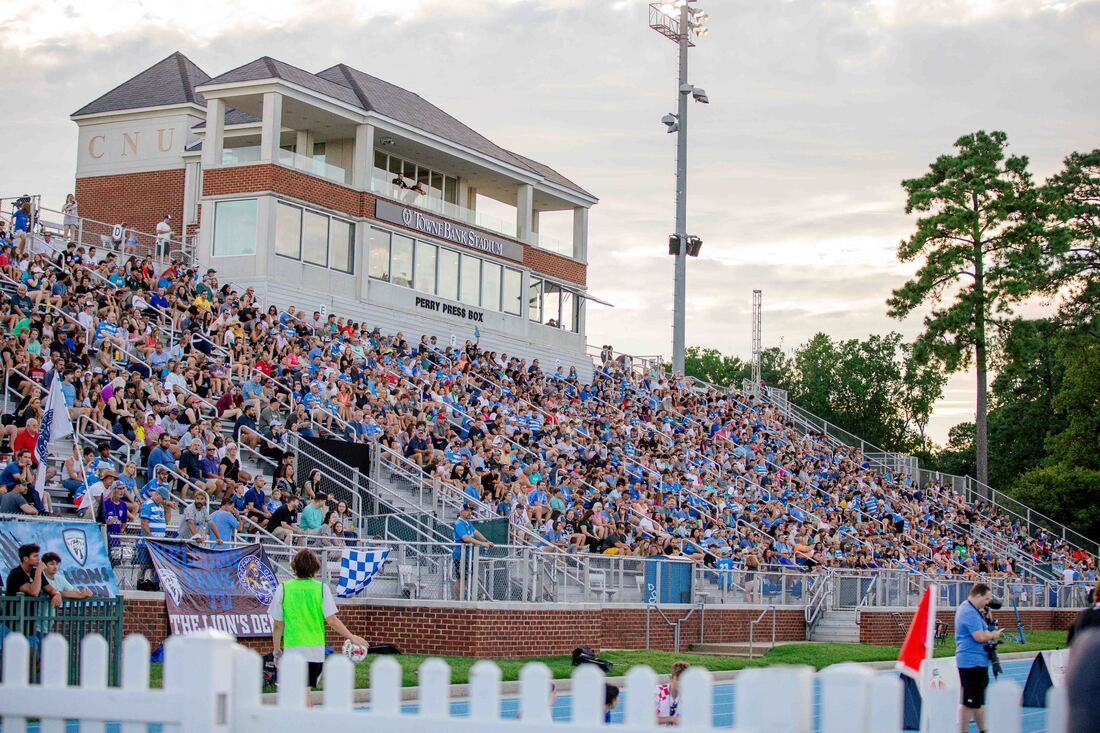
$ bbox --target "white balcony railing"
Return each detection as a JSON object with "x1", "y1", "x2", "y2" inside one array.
[{"x1": 220, "y1": 146, "x2": 349, "y2": 186}]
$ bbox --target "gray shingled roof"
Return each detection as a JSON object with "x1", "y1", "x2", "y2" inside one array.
[
  {"x1": 315, "y1": 64, "x2": 592, "y2": 199},
  {"x1": 72, "y1": 52, "x2": 210, "y2": 117},
  {"x1": 203, "y1": 57, "x2": 363, "y2": 109}
]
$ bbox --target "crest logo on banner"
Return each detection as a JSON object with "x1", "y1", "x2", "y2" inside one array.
[
  {"x1": 237, "y1": 555, "x2": 277, "y2": 605},
  {"x1": 160, "y1": 568, "x2": 184, "y2": 605},
  {"x1": 63, "y1": 527, "x2": 87, "y2": 566}
]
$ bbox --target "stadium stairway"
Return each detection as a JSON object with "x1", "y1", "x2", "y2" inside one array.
[{"x1": 808, "y1": 609, "x2": 860, "y2": 642}]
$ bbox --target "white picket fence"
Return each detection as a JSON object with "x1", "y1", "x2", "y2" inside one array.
[{"x1": 0, "y1": 631, "x2": 1069, "y2": 733}]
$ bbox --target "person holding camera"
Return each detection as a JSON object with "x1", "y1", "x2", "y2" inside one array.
[{"x1": 955, "y1": 583, "x2": 1003, "y2": 733}]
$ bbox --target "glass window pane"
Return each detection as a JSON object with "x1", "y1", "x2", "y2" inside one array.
[
  {"x1": 330, "y1": 218, "x2": 354, "y2": 273},
  {"x1": 437, "y1": 248, "x2": 459, "y2": 301},
  {"x1": 481, "y1": 261, "x2": 502, "y2": 312},
  {"x1": 460, "y1": 254, "x2": 481, "y2": 306},
  {"x1": 542, "y1": 281, "x2": 562, "y2": 327},
  {"x1": 417, "y1": 167, "x2": 431, "y2": 188},
  {"x1": 414, "y1": 241, "x2": 437, "y2": 293},
  {"x1": 274, "y1": 202, "x2": 301, "y2": 259},
  {"x1": 560, "y1": 291, "x2": 575, "y2": 332},
  {"x1": 391, "y1": 234, "x2": 414, "y2": 288},
  {"x1": 503, "y1": 268, "x2": 522, "y2": 316},
  {"x1": 302, "y1": 210, "x2": 329, "y2": 267},
  {"x1": 374, "y1": 151, "x2": 387, "y2": 170},
  {"x1": 388, "y1": 155, "x2": 402, "y2": 175},
  {"x1": 212, "y1": 199, "x2": 257, "y2": 257},
  {"x1": 444, "y1": 176, "x2": 458, "y2": 204},
  {"x1": 402, "y1": 160, "x2": 415, "y2": 178},
  {"x1": 430, "y1": 173, "x2": 443, "y2": 199},
  {"x1": 368, "y1": 227, "x2": 390, "y2": 281},
  {"x1": 528, "y1": 277, "x2": 542, "y2": 323}
]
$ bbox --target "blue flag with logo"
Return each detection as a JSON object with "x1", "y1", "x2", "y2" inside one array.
[{"x1": 335, "y1": 548, "x2": 390, "y2": 598}]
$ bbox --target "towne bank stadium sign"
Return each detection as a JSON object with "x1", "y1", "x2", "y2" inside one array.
[{"x1": 376, "y1": 199, "x2": 523, "y2": 262}]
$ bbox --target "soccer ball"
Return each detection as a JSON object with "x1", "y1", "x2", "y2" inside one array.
[{"x1": 342, "y1": 641, "x2": 368, "y2": 664}]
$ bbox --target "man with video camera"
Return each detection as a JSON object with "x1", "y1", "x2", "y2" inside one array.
[{"x1": 955, "y1": 583, "x2": 1004, "y2": 733}]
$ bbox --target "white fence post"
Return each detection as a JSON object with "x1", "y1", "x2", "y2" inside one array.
[
  {"x1": 572, "y1": 663, "x2": 605, "y2": 724},
  {"x1": 119, "y1": 635, "x2": 150, "y2": 733},
  {"x1": 1, "y1": 632, "x2": 30, "y2": 733},
  {"x1": 369, "y1": 655, "x2": 402, "y2": 715},
  {"x1": 868, "y1": 672, "x2": 903, "y2": 733},
  {"x1": 1046, "y1": 684, "x2": 1068, "y2": 733},
  {"x1": 40, "y1": 634, "x2": 68, "y2": 733},
  {"x1": 736, "y1": 665, "x2": 813, "y2": 733},
  {"x1": 624, "y1": 666, "x2": 658, "y2": 727},
  {"x1": 819, "y1": 663, "x2": 873, "y2": 733},
  {"x1": 680, "y1": 667, "x2": 714, "y2": 730},
  {"x1": 420, "y1": 658, "x2": 451, "y2": 718},
  {"x1": 985, "y1": 679, "x2": 1022, "y2": 733},
  {"x1": 469, "y1": 660, "x2": 502, "y2": 720},
  {"x1": 79, "y1": 635, "x2": 110, "y2": 733},
  {"x1": 164, "y1": 630, "x2": 237, "y2": 733},
  {"x1": 920, "y1": 685, "x2": 957, "y2": 733},
  {"x1": 519, "y1": 662, "x2": 553, "y2": 723}
]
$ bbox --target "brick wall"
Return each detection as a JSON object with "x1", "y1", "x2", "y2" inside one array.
[
  {"x1": 122, "y1": 593, "x2": 804, "y2": 657},
  {"x1": 75, "y1": 169, "x2": 186, "y2": 237},
  {"x1": 202, "y1": 164, "x2": 587, "y2": 286},
  {"x1": 859, "y1": 608, "x2": 1077, "y2": 645}
]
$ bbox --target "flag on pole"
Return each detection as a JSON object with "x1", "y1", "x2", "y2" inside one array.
[
  {"x1": 335, "y1": 548, "x2": 390, "y2": 598},
  {"x1": 896, "y1": 584, "x2": 937, "y2": 679},
  {"x1": 34, "y1": 376, "x2": 74, "y2": 499}
]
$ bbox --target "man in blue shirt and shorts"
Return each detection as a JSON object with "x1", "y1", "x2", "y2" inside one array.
[
  {"x1": 955, "y1": 582, "x2": 1003, "y2": 733},
  {"x1": 452, "y1": 505, "x2": 493, "y2": 600}
]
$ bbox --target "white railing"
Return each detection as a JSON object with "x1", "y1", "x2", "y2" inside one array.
[{"x1": 0, "y1": 631, "x2": 1066, "y2": 733}]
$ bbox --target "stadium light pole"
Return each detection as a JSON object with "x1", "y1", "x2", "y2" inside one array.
[{"x1": 650, "y1": 1, "x2": 709, "y2": 374}]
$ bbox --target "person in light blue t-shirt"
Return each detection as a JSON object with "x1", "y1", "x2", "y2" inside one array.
[
  {"x1": 954, "y1": 583, "x2": 1003, "y2": 733},
  {"x1": 452, "y1": 505, "x2": 493, "y2": 599}
]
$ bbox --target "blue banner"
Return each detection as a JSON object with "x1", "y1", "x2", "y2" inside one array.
[
  {"x1": 0, "y1": 520, "x2": 119, "y2": 597},
  {"x1": 145, "y1": 541, "x2": 278, "y2": 638}
]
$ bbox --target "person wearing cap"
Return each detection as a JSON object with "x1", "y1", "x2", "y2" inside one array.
[
  {"x1": 83, "y1": 466, "x2": 117, "y2": 519},
  {"x1": 453, "y1": 504, "x2": 494, "y2": 599},
  {"x1": 140, "y1": 465, "x2": 171, "y2": 501}
]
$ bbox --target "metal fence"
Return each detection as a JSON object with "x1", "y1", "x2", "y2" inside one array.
[{"x1": 0, "y1": 595, "x2": 124, "y2": 684}]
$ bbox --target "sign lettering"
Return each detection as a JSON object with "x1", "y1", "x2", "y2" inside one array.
[
  {"x1": 415, "y1": 296, "x2": 485, "y2": 322},
  {"x1": 376, "y1": 199, "x2": 523, "y2": 262}
]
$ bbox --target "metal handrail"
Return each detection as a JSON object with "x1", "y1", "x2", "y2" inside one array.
[{"x1": 748, "y1": 605, "x2": 777, "y2": 659}]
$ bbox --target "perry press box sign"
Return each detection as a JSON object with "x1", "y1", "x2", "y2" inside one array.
[
  {"x1": 0, "y1": 519, "x2": 119, "y2": 596},
  {"x1": 146, "y1": 541, "x2": 278, "y2": 637}
]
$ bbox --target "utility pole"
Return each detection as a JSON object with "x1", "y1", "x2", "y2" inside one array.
[
  {"x1": 649, "y1": 1, "x2": 709, "y2": 374},
  {"x1": 752, "y1": 289, "x2": 762, "y2": 397}
]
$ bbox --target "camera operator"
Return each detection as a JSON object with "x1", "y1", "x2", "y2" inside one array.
[
  {"x1": 977, "y1": 599, "x2": 1004, "y2": 678},
  {"x1": 955, "y1": 583, "x2": 1003, "y2": 733}
]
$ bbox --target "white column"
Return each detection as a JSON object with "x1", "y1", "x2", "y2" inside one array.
[
  {"x1": 201, "y1": 98, "x2": 225, "y2": 168},
  {"x1": 516, "y1": 183, "x2": 534, "y2": 243},
  {"x1": 457, "y1": 177, "x2": 469, "y2": 208},
  {"x1": 260, "y1": 91, "x2": 283, "y2": 163},
  {"x1": 352, "y1": 123, "x2": 375, "y2": 191},
  {"x1": 572, "y1": 206, "x2": 589, "y2": 262},
  {"x1": 531, "y1": 210, "x2": 540, "y2": 236},
  {"x1": 295, "y1": 129, "x2": 313, "y2": 158}
]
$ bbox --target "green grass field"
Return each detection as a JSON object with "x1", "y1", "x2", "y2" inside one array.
[{"x1": 147, "y1": 630, "x2": 1066, "y2": 689}]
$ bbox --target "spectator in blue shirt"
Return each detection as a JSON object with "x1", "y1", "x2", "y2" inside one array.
[
  {"x1": 146, "y1": 432, "x2": 177, "y2": 477},
  {"x1": 452, "y1": 505, "x2": 493, "y2": 599},
  {"x1": 955, "y1": 582, "x2": 1003, "y2": 732},
  {"x1": 207, "y1": 499, "x2": 240, "y2": 549}
]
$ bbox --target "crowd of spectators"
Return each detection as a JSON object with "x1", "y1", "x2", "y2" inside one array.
[{"x1": 0, "y1": 198, "x2": 1095, "y2": 587}]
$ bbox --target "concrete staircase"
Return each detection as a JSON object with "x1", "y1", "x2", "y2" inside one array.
[{"x1": 809, "y1": 609, "x2": 860, "y2": 642}]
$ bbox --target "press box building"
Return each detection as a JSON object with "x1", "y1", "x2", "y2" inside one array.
[{"x1": 71, "y1": 52, "x2": 598, "y2": 371}]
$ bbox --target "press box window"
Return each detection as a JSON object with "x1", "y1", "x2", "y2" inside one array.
[
  {"x1": 211, "y1": 199, "x2": 258, "y2": 257},
  {"x1": 368, "y1": 227, "x2": 390, "y2": 281},
  {"x1": 274, "y1": 203, "x2": 302, "y2": 259}
]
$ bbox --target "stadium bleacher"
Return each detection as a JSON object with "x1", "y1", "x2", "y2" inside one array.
[{"x1": 0, "y1": 195, "x2": 1096, "y2": 607}]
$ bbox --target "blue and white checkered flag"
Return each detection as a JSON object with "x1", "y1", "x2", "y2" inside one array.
[{"x1": 335, "y1": 548, "x2": 390, "y2": 598}]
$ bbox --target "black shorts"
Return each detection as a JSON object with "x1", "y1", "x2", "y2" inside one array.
[
  {"x1": 307, "y1": 661, "x2": 324, "y2": 688},
  {"x1": 958, "y1": 666, "x2": 989, "y2": 709}
]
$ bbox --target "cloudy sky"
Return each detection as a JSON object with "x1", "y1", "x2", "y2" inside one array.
[{"x1": 2, "y1": 0, "x2": 1098, "y2": 443}]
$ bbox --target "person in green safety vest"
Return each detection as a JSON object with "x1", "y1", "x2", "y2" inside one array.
[{"x1": 268, "y1": 548, "x2": 369, "y2": 694}]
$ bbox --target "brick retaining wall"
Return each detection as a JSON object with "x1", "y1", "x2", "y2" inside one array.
[
  {"x1": 122, "y1": 593, "x2": 804, "y2": 656},
  {"x1": 859, "y1": 608, "x2": 1076, "y2": 645},
  {"x1": 74, "y1": 169, "x2": 186, "y2": 239}
]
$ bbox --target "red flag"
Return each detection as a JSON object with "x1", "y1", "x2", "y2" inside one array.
[{"x1": 896, "y1": 584, "x2": 937, "y2": 679}]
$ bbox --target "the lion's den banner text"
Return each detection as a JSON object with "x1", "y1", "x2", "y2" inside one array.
[
  {"x1": 146, "y1": 541, "x2": 278, "y2": 637},
  {"x1": 0, "y1": 520, "x2": 118, "y2": 596}
]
